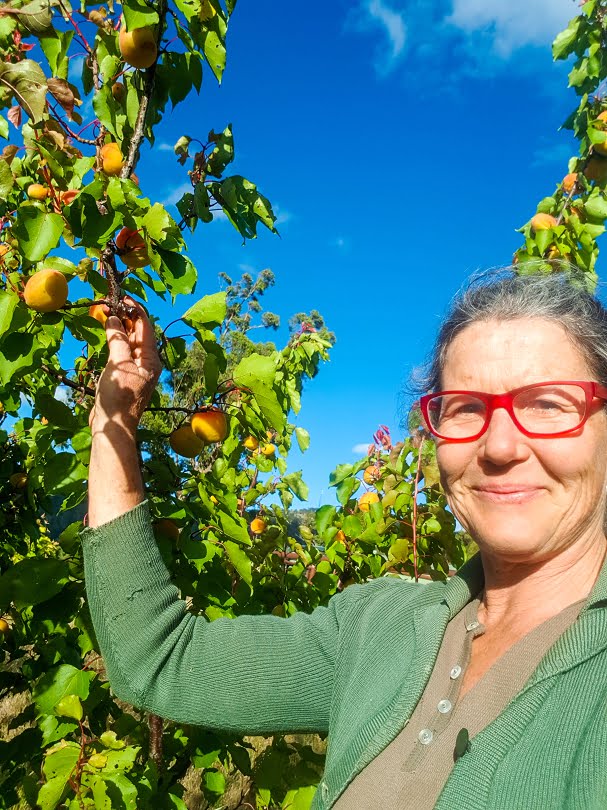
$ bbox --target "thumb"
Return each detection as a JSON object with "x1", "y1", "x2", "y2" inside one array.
[{"x1": 106, "y1": 316, "x2": 133, "y2": 366}]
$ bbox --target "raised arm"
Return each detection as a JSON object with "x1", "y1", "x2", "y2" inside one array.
[
  {"x1": 87, "y1": 303, "x2": 162, "y2": 528},
  {"x1": 82, "y1": 305, "x2": 339, "y2": 733}
]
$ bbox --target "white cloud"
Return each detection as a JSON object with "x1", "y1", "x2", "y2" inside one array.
[
  {"x1": 530, "y1": 138, "x2": 575, "y2": 169},
  {"x1": 156, "y1": 142, "x2": 176, "y2": 152},
  {"x1": 162, "y1": 182, "x2": 192, "y2": 207},
  {"x1": 55, "y1": 387, "x2": 70, "y2": 405},
  {"x1": 352, "y1": 442, "x2": 372, "y2": 455},
  {"x1": 273, "y1": 204, "x2": 293, "y2": 226},
  {"x1": 446, "y1": 0, "x2": 576, "y2": 56},
  {"x1": 349, "y1": 0, "x2": 407, "y2": 75}
]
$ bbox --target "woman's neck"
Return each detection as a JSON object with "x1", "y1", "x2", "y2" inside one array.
[{"x1": 477, "y1": 533, "x2": 607, "y2": 632}]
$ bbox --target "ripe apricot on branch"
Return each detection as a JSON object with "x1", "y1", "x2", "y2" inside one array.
[
  {"x1": 562, "y1": 173, "x2": 578, "y2": 194},
  {"x1": 594, "y1": 111, "x2": 607, "y2": 156},
  {"x1": 191, "y1": 409, "x2": 228, "y2": 443},
  {"x1": 250, "y1": 517, "x2": 267, "y2": 534},
  {"x1": 530, "y1": 213, "x2": 557, "y2": 233},
  {"x1": 27, "y1": 183, "x2": 49, "y2": 201},
  {"x1": 111, "y1": 82, "x2": 126, "y2": 102},
  {"x1": 363, "y1": 465, "x2": 381, "y2": 485},
  {"x1": 243, "y1": 435, "x2": 259, "y2": 451},
  {"x1": 119, "y1": 26, "x2": 158, "y2": 69},
  {"x1": 169, "y1": 424, "x2": 204, "y2": 458},
  {"x1": 0, "y1": 618, "x2": 9, "y2": 634},
  {"x1": 89, "y1": 303, "x2": 109, "y2": 326},
  {"x1": 9, "y1": 472, "x2": 28, "y2": 489},
  {"x1": 116, "y1": 227, "x2": 149, "y2": 268},
  {"x1": 23, "y1": 269, "x2": 69, "y2": 313},
  {"x1": 100, "y1": 143, "x2": 124, "y2": 176},
  {"x1": 584, "y1": 156, "x2": 607, "y2": 184},
  {"x1": 260, "y1": 442, "x2": 276, "y2": 457},
  {"x1": 358, "y1": 492, "x2": 380, "y2": 512}
]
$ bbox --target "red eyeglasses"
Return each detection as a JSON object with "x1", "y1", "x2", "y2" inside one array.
[{"x1": 419, "y1": 381, "x2": 607, "y2": 443}]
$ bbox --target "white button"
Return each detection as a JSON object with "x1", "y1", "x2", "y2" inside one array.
[
  {"x1": 466, "y1": 620, "x2": 480, "y2": 631},
  {"x1": 437, "y1": 699, "x2": 452, "y2": 714},
  {"x1": 450, "y1": 665, "x2": 462, "y2": 679},
  {"x1": 418, "y1": 728, "x2": 433, "y2": 745}
]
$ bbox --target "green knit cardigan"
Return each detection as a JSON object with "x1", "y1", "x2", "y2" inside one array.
[{"x1": 82, "y1": 501, "x2": 607, "y2": 809}]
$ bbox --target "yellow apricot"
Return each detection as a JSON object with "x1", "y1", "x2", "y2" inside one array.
[{"x1": 23, "y1": 269, "x2": 69, "y2": 313}]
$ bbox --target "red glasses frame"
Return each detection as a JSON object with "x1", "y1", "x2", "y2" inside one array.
[{"x1": 419, "y1": 380, "x2": 607, "y2": 443}]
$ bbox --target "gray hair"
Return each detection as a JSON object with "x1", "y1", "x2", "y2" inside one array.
[{"x1": 412, "y1": 268, "x2": 607, "y2": 395}]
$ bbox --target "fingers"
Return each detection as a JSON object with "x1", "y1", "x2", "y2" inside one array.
[{"x1": 105, "y1": 316, "x2": 134, "y2": 367}]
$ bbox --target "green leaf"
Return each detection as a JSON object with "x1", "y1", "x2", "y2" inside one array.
[
  {"x1": 34, "y1": 665, "x2": 94, "y2": 715},
  {"x1": 13, "y1": 205, "x2": 63, "y2": 262},
  {"x1": 123, "y1": 1, "x2": 159, "y2": 29},
  {"x1": 552, "y1": 17, "x2": 582, "y2": 60},
  {"x1": 217, "y1": 510, "x2": 252, "y2": 546},
  {"x1": 54, "y1": 694, "x2": 83, "y2": 721},
  {"x1": 206, "y1": 124, "x2": 234, "y2": 177},
  {"x1": 35, "y1": 391, "x2": 79, "y2": 431},
  {"x1": 37, "y1": 775, "x2": 68, "y2": 810},
  {"x1": 103, "y1": 773, "x2": 138, "y2": 810},
  {"x1": 0, "y1": 59, "x2": 47, "y2": 122},
  {"x1": 0, "y1": 115, "x2": 7, "y2": 139},
  {"x1": 282, "y1": 786, "x2": 317, "y2": 810},
  {"x1": 42, "y1": 452, "x2": 88, "y2": 495},
  {"x1": 584, "y1": 194, "x2": 607, "y2": 220},
  {"x1": 336, "y1": 477, "x2": 359, "y2": 506},
  {"x1": 224, "y1": 540, "x2": 252, "y2": 583},
  {"x1": 99, "y1": 731, "x2": 127, "y2": 750},
  {"x1": 329, "y1": 463, "x2": 355, "y2": 487},
  {"x1": 283, "y1": 471, "x2": 309, "y2": 502},
  {"x1": 315, "y1": 505, "x2": 336, "y2": 537},
  {"x1": 183, "y1": 291, "x2": 227, "y2": 328},
  {"x1": 42, "y1": 740, "x2": 80, "y2": 780},
  {"x1": 156, "y1": 247, "x2": 197, "y2": 297},
  {"x1": 204, "y1": 768, "x2": 226, "y2": 794},
  {"x1": 40, "y1": 30, "x2": 74, "y2": 79},
  {"x1": 234, "y1": 353, "x2": 285, "y2": 430},
  {"x1": 0, "y1": 290, "x2": 19, "y2": 338},
  {"x1": 294, "y1": 427, "x2": 310, "y2": 452},
  {"x1": 0, "y1": 557, "x2": 69, "y2": 610},
  {"x1": 0, "y1": 157, "x2": 13, "y2": 196}
]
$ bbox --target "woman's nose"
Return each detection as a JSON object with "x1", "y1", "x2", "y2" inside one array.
[{"x1": 479, "y1": 406, "x2": 528, "y2": 465}]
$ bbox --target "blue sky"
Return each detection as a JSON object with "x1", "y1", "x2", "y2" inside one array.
[{"x1": 66, "y1": 0, "x2": 587, "y2": 505}]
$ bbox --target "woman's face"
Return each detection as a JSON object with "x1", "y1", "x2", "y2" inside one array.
[{"x1": 437, "y1": 317, "x2": 607, "y2": 563}]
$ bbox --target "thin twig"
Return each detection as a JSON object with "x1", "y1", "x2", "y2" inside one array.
[{"x1": 41, "y1": 364, "x2": 96, "y2": 398}]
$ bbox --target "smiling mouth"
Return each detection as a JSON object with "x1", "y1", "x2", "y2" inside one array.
[{"x1": 473, "y1": 487, "x2": 543, "y2": 504}]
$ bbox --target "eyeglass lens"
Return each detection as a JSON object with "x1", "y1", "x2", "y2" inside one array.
[{"x1": 427, "y1": 384, "x2": 587, "y2": 439}]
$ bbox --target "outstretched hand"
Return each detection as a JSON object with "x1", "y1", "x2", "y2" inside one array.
[{"x1": 89, "y1": 298, "x2": 163, "y2": 435}]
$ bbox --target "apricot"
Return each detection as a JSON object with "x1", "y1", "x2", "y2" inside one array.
[
  {"x1": 584, "y1": 156, "x2": 607, "y2": 184},
  {"x1": 0, "y1": 618, "x2": 9, "y2": 634},
  {"x1": 260, "y1": 442, "x2": 275, "y2": 457},
  {"x1": 119, "y1": 26, "x2": 158, "y2": 69},
  {"x1": 562, "y1": 173, "x2": 578, "y2": 194},
  {"x1": 243, "y1": 435, "x2": 259, "y2": 451},
  {"x1": 594, "y1": 111, "x2": 607, "y2": 156},
  {"x1": 153, "y1": 519, "x2": 180, "y2": 542},
  {"x1": 169, "y1": 424, "x2": 204, "y2": 458},
  {"x1": 191, "y1": 409, "x2": 228, "y2": 443},
  {"x1": 250, "y1": 517, "x2": 267, "y2": 534},
  {"x1": 530, "y1": 213, "x2": 557, "y2": 233},
  {"x1": 116, "y1": 227, "x2": 149, "y2": 268},
  {"x1": 358, "y1": 492, "x2": 380, "y2": 512},
  {"x1": 100, "y1": 143, "x2": 124, "y2": 176},
  {"x1": 27, "y1": 183, "x2": 49, "y2": 201},
  {"x1": 111, "y1": 82, "x2": 126, "y2": 103},
  {"x1": 89, "y1": 303, "x2": 109, "y2": 326},
  {"x1": 0, "y1": 243, "x2": 10, "y2": 261},
  {"x1": 24, "y1": 268, "x2": 69, "y2": 312},
  {"x1": 362, "y1": 465, "x2": 381, "y2": 485},
  {"x1": 9, "y1": 472, "x2": 28, "y2": 489}
]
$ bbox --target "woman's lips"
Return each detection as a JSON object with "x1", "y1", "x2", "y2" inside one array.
[{"x1": 473, "y1": 486, "x2": 544, "y2": 504}]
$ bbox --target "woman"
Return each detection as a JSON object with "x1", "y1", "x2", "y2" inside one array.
[{"x1": 83, "y1": 271, "x2": 607, "y2": 809}]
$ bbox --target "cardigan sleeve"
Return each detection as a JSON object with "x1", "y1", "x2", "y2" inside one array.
[{"x1": 81, "y1": 500, "x2": 343, "y2": 735}]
